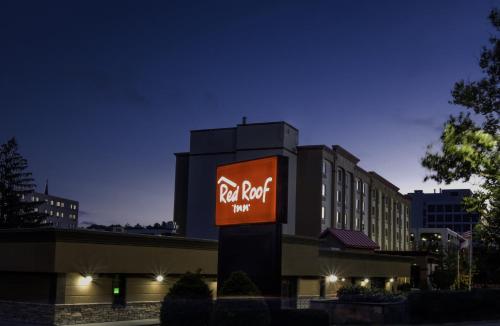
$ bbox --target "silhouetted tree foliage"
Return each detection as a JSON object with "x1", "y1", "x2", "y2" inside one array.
[
  {"x1": 422, "y1": 9, "x2": 500, "y2": 246},
  {"x1": 0, "y1": 138, "x2": 45, "y2": 228}
]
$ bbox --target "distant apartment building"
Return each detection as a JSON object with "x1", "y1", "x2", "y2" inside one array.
[
  {"x1": 22, "y1": 182, "x2": 79, "y2": 228},
  {"x1": 174, "y1": 120, "x2": 410, "y2": 250},
  {"x1": 407, "y1": 189, "x2": 479, "y2": 234}
]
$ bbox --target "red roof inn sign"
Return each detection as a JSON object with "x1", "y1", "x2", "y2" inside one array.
[{"x1": 215, "y1": 156, "x2": 287, "y2": 227}]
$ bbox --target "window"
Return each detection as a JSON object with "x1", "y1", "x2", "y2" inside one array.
[
  {"x1": 321, "y1": 206, "x2": 325, "y2": 219},
  {"x1": 322, "y1": 160, "x2": 327, "y2": 176},
  {"x1": 337, "y1": 169, "x2": 342, "y2": 184},
  {"x1": 337, "y1": 190, "x2": 341, "y2": 202},
  {"x1": 50, "y1": 200, "x2": 54, "y2": 206},
  {"x1": 56, "y1": 212, "x2": 59, "y2": 217},
  {"x1": 34, "y1": 208, "x2": 38, "y2": 212},
  {"x1": 61, "y1": 212, "x2": 64, "y2": 218},
  {"x1": 322, "y1": 184, "x2": 326, "y2": 197},
  {"x1": 356, "y1": 179, "x2": 360, "y2": 191},
  {"x1": 56, "y1": 202, "x2": 60, "y2": 207},
  {"x1": 356, "y1": 199, "x2": 359, "y2": 210},
  {"x1": 362, "y1": 183, "x2": 367, "y2": 194},
  {"x1": 61, "y1": 202, "x2": 65, "y2": 208},
  {"x1": 35, "y1": 197, "x2": 39, "y2": 202},
  {"x1": 336, "y1": 211, "x2": 340, "y2": 223},
  {"x1": 50, "y1": 211, "x2": 53, "y2": 216},
  {"x1": 355, "y1": 218, "x2": 359, "y2": 229},
  {"x1": 362, "y1": 201, "x2": 365, "y2": 212}
]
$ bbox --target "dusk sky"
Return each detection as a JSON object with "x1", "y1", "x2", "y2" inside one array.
[{"x1": 1, "y1": 0, "x2": 496, "y2": 226}]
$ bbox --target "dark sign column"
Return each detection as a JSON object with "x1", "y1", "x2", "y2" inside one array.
[{"x1": 215, "y1": 156, "x2": 288, "y2": 297}]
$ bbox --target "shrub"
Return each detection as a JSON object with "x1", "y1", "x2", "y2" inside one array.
[
  {"x1": 160, "y1": 272, "x2": 213, "y2": 326},
  {"x1": 408, "y1": 289, "x2": 500, "y2": 323},
  {"x1": 211, "y1": 271, "x2": 270, "y2": 326},
  {"x1": 397, "y1": 283, "x2": 412, "y2": 292},
  {"x1": 219, "y1": 271, "x2": 260, "y2": 296},
  {"x1": 337, "y1": 284, "x2": 404, "y2": 303},
  {"x1": 270, "y1": 309, "x2": 329, "y2": 326},
  {"x1": 430, "y1": 268, "x2": 455, "y2": 290}
]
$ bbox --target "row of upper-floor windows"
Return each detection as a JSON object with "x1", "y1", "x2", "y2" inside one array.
[
  {"x1": 426, "y1": 215, "x2": 479, "y2": 223},
  {"x1": 21, "y1": 194, "x2": 78, "y2": 210},
  {"x1": 426, "y1": 204, "x2": 470, "y2": 213},
  {"x1": 34, "y1": 208, "x2": 77, "y2": 219}
]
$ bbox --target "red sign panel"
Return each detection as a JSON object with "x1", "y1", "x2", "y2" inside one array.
[{"x1": 215, "y1": 157, "x2": 279, "y2": 226}]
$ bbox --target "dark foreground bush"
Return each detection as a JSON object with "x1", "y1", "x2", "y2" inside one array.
[
  {"x1": 211, "y1": 271, "x2": 269, "y2": 326},
  {"x1": 160, "y1": 272, "x2": 212, "y2": 326},
  {"x1": 212, "y1": 297, "x2": 270, "y2": 326},
  {"x1": 408, "y1": 289, "x2": 500, "y2": 323},
  {"x1": 270, "y1": 309, "x2": 329, "y2": 326},
  {"x1": 337, "y1": 284, "x2": 404, "y2": 303}
]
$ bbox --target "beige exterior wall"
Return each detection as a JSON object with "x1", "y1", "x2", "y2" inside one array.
[
  {"x1": 64, "y1": 273, "x2": 112, "y2": 304},
  {"x1": 297, "y1": 279, "x2": 320, "y2": 297},
  {"x1": 127, "y1": 276, "x2": 171, "y2": 302},
  {"x1": 53, "y1": 242, "x2": 218, "y2": 275}
]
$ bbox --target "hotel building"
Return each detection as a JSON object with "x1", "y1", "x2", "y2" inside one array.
[{"x1": 175, "y1": 121, "x2": 410, "y2": 250}]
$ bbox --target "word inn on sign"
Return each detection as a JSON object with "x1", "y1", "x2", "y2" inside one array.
[
  {"x1": 215, "y1": 156, "x2": 280, "y2": 226},
  {"x1": 217, "y1": 176, "x2": 273, "y2": 212}
]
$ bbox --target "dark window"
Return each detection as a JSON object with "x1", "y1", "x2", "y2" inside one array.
[
  {"x1": 445, "y1": 205, "x2": 453, "y2": 212},
  {"x1": 445, "y1": 215, "x2": 453, "y2": 222},
  {"x1": 453, "y1": 204, "x2": 461, "y2": 212},
  {"x1": 436, "y1": 215, "x2": 443, "y2": 222},
  {"x1": 437, "y1": 205, "x2": 444, "y2": 212},
  {"x1": 428, "y1": 205, "x2": 436, "y2": 212},
  {"x1": 428, "y1": 215, "x2": 435, "y2": 222}
]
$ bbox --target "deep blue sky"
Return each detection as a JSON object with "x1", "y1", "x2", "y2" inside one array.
[{"x1": 1, "y1": 0, "x2": 496, "y2": 225}]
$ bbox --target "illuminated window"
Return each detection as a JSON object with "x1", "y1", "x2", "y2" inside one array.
[
  {"x1": 34, "y1": 208, "x2": 38, "y2": 212},
  {"x1": 322, "y1": 184, "x2": 326, "y2": 197},
  {"x1": 50, "y1": 211, "x2": 53, "y2": 216},
  {"x1": 61, "y1": 202, "x2": 65, "y2": 208},
  {"x1": 56, "y1": 212, "x2": 59, "y2": 217},
  {"x1": 61, "y1": 212, "x2": 64, "y2": 218},
  {"x1": 336, "y1": 211, "x2": 340, "y2": 223},
  {"x1": 321, "y1": 206, "x2": 325, "y2": 219},
  {"x1": 322, "y1": 160, "x2": 327, "y2": 175},
  {"x1": 56, "y1": 202, "x2": 60, "y2": 207},
  {"x1": 50, "y1": 200, "x2": 54, "y2": 205}
]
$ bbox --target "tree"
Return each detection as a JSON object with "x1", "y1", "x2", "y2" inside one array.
[
  {"x1": 422, "y1": 9, "x2": 500, "y2": 246},
  {"x1": 0, "y1": 138, "x2": 45, "y2": 228}
]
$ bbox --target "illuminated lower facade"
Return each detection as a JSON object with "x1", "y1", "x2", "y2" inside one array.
[{"x1": 0, "y1": 228, "x2": 413, "y2": 325}]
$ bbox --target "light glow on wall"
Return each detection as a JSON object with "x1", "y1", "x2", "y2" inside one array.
[
  {"x1": 326, "y1": 274, "x2": 338, "y2": 283},
  {"x1": 155, "y1": 275, "x2": 164, "y2": 282},
  {"x1": 79, "y1": 275, "x2": 93, "y2": 286}
]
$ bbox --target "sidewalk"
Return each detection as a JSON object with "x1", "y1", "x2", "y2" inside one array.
[{"x1": 62, "y1": 320, "x2": 159, "y2": 326}]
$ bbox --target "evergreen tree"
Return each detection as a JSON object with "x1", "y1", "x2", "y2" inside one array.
[
  {"x1": 422, "y1": 9, "x2": 500, "y2": 246},
  {"x1": 0, "y1": 138, "x2": 45, "y2": 228}
]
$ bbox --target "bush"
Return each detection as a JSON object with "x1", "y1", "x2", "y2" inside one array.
[
  {"x1": 270, "y1": 309, "x2": 329, "y2": 326},
  {"x1": 211, "y1": 271, "x2": 270, "y2": 326},
  {"x1": 160, "y1": 272, "x2": 213, "y2": 326},
  {"x1": 430, "y1": 268, "x2": 456, "y2": 290},
  {"x1": 408, "y1": 289, "x2": 500, "y2": 323},
  {"x1": 397, "y1": 283, "x2": 412, "y2": 292},
  {"x1": 219, "y1": 271, "x2": 260, "y2": 296},
  {"x1": 337, "y1": 285, "x2": 404, "y2": 303}
]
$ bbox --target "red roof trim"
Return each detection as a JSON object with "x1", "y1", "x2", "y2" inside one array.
[{"x1": 320, "y1": 228, "x2": 380, "y2": 250}]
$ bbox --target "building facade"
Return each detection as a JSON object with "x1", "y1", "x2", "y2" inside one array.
[
  {"x1": 21, "y1": 183, "x2": 79, "y2": 228},
  {"x1": 174, "y1": 121, "x2": 410, "y2": 250},
  {"x1": 295, "y1": 145, "x2": 410, "y2": 251},
  {"x1": 407, "y1": 189, "x2": 479, "y2": 234}
]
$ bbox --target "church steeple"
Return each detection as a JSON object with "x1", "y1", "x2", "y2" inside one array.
[{"x1": 44, "y1": 179, "x2": 49, "y2": 195}]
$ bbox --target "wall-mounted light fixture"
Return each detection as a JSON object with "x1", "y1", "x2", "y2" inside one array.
[
  {"x1": 155, "y1": 275, "x2": 164, "y2": 282},
  {"x1": 79, "y1": 275, "x2": 93, "y2": 286},
  {"x1": 389, "y1": 278, "x2": 394, "y2": 283},
  {"x1": 326, "y1": 274, "x2": 338, "y2": 283}
]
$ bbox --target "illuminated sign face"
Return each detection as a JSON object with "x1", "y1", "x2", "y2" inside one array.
[{"x1": 216, "y1": 156, "x2": 279, "y2": 226}]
